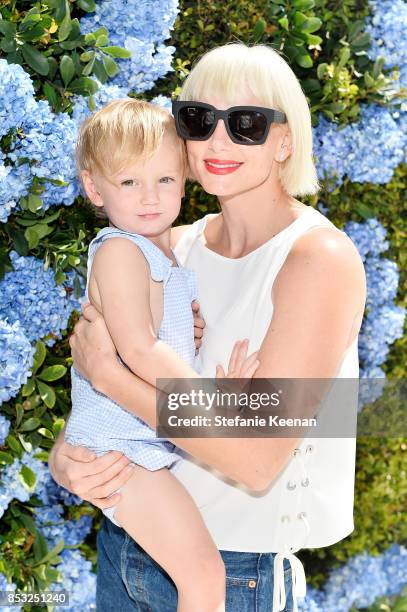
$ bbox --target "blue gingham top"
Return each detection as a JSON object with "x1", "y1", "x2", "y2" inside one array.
[{"x1": 66, "y1": 227, "x2": 198, "y2": 470}]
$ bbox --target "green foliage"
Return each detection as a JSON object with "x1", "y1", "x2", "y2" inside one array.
[{"x1": 0, "y1": 1, "x2": 130, "y2": 112}]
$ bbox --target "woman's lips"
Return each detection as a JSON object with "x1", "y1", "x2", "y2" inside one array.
[{"x1": 204, "y1": 159, "x2": 243, "y2": 175}]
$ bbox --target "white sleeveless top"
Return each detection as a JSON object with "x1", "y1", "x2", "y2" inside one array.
[{"x1": 171, "y1": 205, "x2": 359, "y2": 609}]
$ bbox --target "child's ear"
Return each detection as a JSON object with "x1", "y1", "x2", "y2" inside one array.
[{"x1": 81, "y1": 170, "x2": 104, "y2": 207}]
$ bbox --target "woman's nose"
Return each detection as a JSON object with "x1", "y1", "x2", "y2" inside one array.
[{"x1": 208, "y1": 118, "x2": 231, "y2": 150}]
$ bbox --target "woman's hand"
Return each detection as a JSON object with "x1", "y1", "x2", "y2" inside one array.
[
  {"x1": 69, "y1": 302, "x2": 116, "y2": 390},
  {"x1": 48, "y1": 431, "x2": 136, "y2": 509}
]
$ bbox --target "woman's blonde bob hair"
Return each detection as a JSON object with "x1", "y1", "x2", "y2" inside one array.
[{"x1": 179, "y1": 43, "x2": 320, "y2": 197}]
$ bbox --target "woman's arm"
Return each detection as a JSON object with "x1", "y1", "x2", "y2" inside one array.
[{"x1": 65, "y1": 227, "x2": 366, "y2": 493}]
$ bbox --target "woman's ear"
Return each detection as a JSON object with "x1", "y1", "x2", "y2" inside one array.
[
  {"x1": 277, "y1": 130, "x2": 293, "y2": 162},
  {"x1": 81, "y1": 170, "x2": 104, "y2": 207}
]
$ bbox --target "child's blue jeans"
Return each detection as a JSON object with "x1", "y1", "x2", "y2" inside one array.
[{"x1": 96, "y1": 517, "x2": 294, "y2": 611}]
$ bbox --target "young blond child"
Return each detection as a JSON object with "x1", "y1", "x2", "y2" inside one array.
[{"x1": 65, "y1": 99, "x2": 259, "y2": 612}]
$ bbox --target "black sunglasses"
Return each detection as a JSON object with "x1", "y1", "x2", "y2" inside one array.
[{"x1": 172, "y1": 101, "x2": 287, "y2": 145}]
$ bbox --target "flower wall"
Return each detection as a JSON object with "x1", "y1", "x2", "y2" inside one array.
[{"x1": 0, "y1": 0, "x2": 406, "y2": 610}]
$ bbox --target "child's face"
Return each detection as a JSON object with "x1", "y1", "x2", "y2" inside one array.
[{"x1": 83, "y1": 133, "x2": 185, "y2": 236}]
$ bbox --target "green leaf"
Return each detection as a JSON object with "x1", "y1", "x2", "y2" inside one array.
[
  {"x1": 373, "y1": 56, "x2": 385, "y2": 79},
  {"x1": 36, "y1": 380, "x2": 56, "y2": 408},
  {"x1": 364, "y1": 71, "x2": 375, "y2": 88},
  {"x1": 21, "y1": 44, "x2": 49, "y2": 76},
  {"x1": 20, "y1": 464, "x2": 37, "y2": 489},
  {"x1": 58, "y1": 9, "x2": 72, "y2": 42},
  {"x1": 253, "y1": 18, "x2": 266, "y2": 41},
  {"x1": 317, "y1": 62, "x2": 328, "y2": 79},
  {"x1": 95, "y1": 34, "x2": 109, "y2": 47},
  {"x1": 17, "y1": 433, "x2": 32, "y2": 453},
  {"x1": 278, "y1": 16, "x2": 289, "y2": 31},
  {"x1": 84, "y1": 32, "x2": 96, "y2": 44},
  {"x1": 0, "y1": 21, "x2": 16, "y2": 36},
  {"x1": 60, "y1": 55, "x2": 75, "y2": 86},
  {"x1": 33, "y1": 531, "x2": 49, "y2": 564},
  {"x1": 21, "y1": 417, "x2": 41, "y2": 432},
  {"x1": 102, "y1": 46, "x2": 132, "y2": 59},
  {"x1": 338, "y1": 47, "x2": 351, "y2": 69},
  {"x1": 16, "y1": 404, "x2": 24, "y2": 428},
  {"x1": 43, "y1": 82, "x2": 59, "y2": 109},
  {"x1": 102, "y1": 54, "x2": 119, "y2": 77},
  {"x1": 28, "y1": 193, "x2": 43, "y2": 213},
  {"x1": 52, "y1": 418, "x2": 65, "y2": 436},
  {"x1": 292, "y1": 0, "x2": 314, "y2": 9},
  {"x1": 301, "y1": 17, "x2": 322, "y2": 33},
  {"x1": 33, "y1": 341, "x2": 47, "y2": 373},
  {"x1": 355, "y1": 203, "x2": 375, "y2": 219},
  {"x1": 33, "y1": 450, "x2": 49, "y2": 461},
  {"x1": 350, "y1": 32, "x2": 370, "y2": 50},
  {"x1": 0, "y1": 451, "x2": 14, "y2": 465},
  {"x1": 38, "y1": 365, "x2": 67, "y2": 382},
  {"x1": 82, "y1": 55, "x2": 96, "y2": 76},
  {"x1": 70, "y1": 76, "x2": 99, "y2": 95},
  {"x1": 54, "y1": 0, "x2": 67, "y2": 22},
  {"x1": 24, "y1": 224, "x2": 53, "y2": 249},
  {"x1": 296, "y1": 53, "x2": 313, "y2": 68},
  {"x1": 77, "y1": 0, "x2": 97, "y2": 11},
  {"x1": 80, "y1": 50, "x2": 94, "y2": 62},
  {"x1": 32, "y1": 539, "x2": 65, "y2": 567},
  {"x1": 6, "y1": 434, "x2": 22, "y2": 454},
  {"x1": 325, "y1": 101, "x2": 346, "y2": 113},
  {"x1": 20, "y1": 513, "x2": 39, "y2": 536},
  {"x1": 22, "y1": 378, "x2": 36, "y2": 397},
  {"x1": 38, "y1": 428, "x2": 55, "y2": 440}
]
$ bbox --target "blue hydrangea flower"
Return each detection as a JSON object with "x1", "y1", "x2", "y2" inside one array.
[
  {"x1": 72, "y1": 81, "x2": 129, "y2": 124},
  {"x1": 51, "y1": 549, "x2": 96, "y2": 611},
  {"x1": 365, "y1": 0, "x2": 407, "y2": 89},
  {"x1": 312, "y1": 115, "x2": 351, "y2": 187},
  {"x1": 344, "y1": 218, "x2": 389, "y2": 260},
  {"x1": 151, "y1": 95, "x2": 173, "y2": 113},
  {"x1": 299, "y1": 546, "x2": 407, "y2": 611},
  {"x1": 365, "y1": 257, "x2": 399, "y2": 309},
  {"x1": 0, "y1": 413, "x2": 11, "y2": 446},
  {"x1": 34, "y1": 504, "x2": 93, "y2": 548},
  {"x1": 37, "y1": 471, "x2": 83, "y2": 507},
  {"x1": 0, "y1": 451, "x2": 48, "y2": 519},
  {"x1": 359, "y1": 304, "x2": 405, "y2": 367},
  {"x1": 79, "y1": 0, "x2": 179, "y2": 94},
  {"x1": 8, "y1": 101, "x2": 80, "y2": 210},
  {"x1": 0, "y1": 154, "x2": 31, "y2": 223},
  {"x1": 0, "y1": 572, "x2": 21, "y2": 612},
  {"x1": 0, "y1": 318, "x2": 34, "y2": 405},
  {"x1": 313, "y1": 105, "x2": 405, "y2": 187},
  {"x1": 0, "y1": 59, "x2": 36, "y2": 138},
  {"x1": 358, "y1": 366, "x2": 386, "y2": 407},
  {"x1": 0, "y1": 251, "x2": 81, "y2": 346}
]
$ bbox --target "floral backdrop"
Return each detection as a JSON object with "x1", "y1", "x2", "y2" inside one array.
[{"x1": 0, "y1": 0, "x2": 406, "y2": 610}]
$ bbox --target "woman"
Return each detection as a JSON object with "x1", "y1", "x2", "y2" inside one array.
[{"x1": 49, "y1": 43, "x2": 366, "y2": 611}]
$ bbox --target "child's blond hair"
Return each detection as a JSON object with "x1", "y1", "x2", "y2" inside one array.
[{"x1": 76, "y1": 98, "x2": 188, "y2": 181}]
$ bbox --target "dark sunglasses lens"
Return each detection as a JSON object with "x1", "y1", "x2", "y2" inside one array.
[
  {"x1": 178, "y1": 106, "x2": 215, "y2": 139},
  {"x1": 228, "y1": 111, "x2": 268, "y2": 143}
]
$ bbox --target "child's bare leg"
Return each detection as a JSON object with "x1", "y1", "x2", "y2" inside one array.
[{"x1": 114, "y1": 464, "x2": 225, "y2": 612}]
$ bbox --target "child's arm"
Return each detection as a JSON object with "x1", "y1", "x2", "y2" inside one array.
[{"x1": 90, "y1": 237, "x2": 201, "y2": 387}]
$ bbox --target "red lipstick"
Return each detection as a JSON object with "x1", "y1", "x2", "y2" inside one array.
[{"x1": 204, "y1": 159, "x2": 243, "y2": 175}]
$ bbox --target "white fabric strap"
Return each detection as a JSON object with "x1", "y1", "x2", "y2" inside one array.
[{"x1": 272, "y1": 513, "x2": 310, "y2": 611}]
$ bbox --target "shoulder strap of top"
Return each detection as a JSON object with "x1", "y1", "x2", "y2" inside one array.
[
  {"x1": 85, "y1": 227, "x2": 173, "y2": 299},
  {"x1": 173, "y1": 214, "x2": 218, "y2": 264}
]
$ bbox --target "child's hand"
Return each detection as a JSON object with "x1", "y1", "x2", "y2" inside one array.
[
  {"x1": 192, "y1": 300, "x2": 205, "y2": 354},
  {"x1": 215, "y1": 339, "x2": 259, "y2": 379}
]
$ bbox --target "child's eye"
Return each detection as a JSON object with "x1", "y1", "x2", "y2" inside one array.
[
  {"x1": 160, "y1": 176, "x2": 175, "y2": 184},
  {"x1": 121, "y1": 179, "x2": 135, "y2": 187}
]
